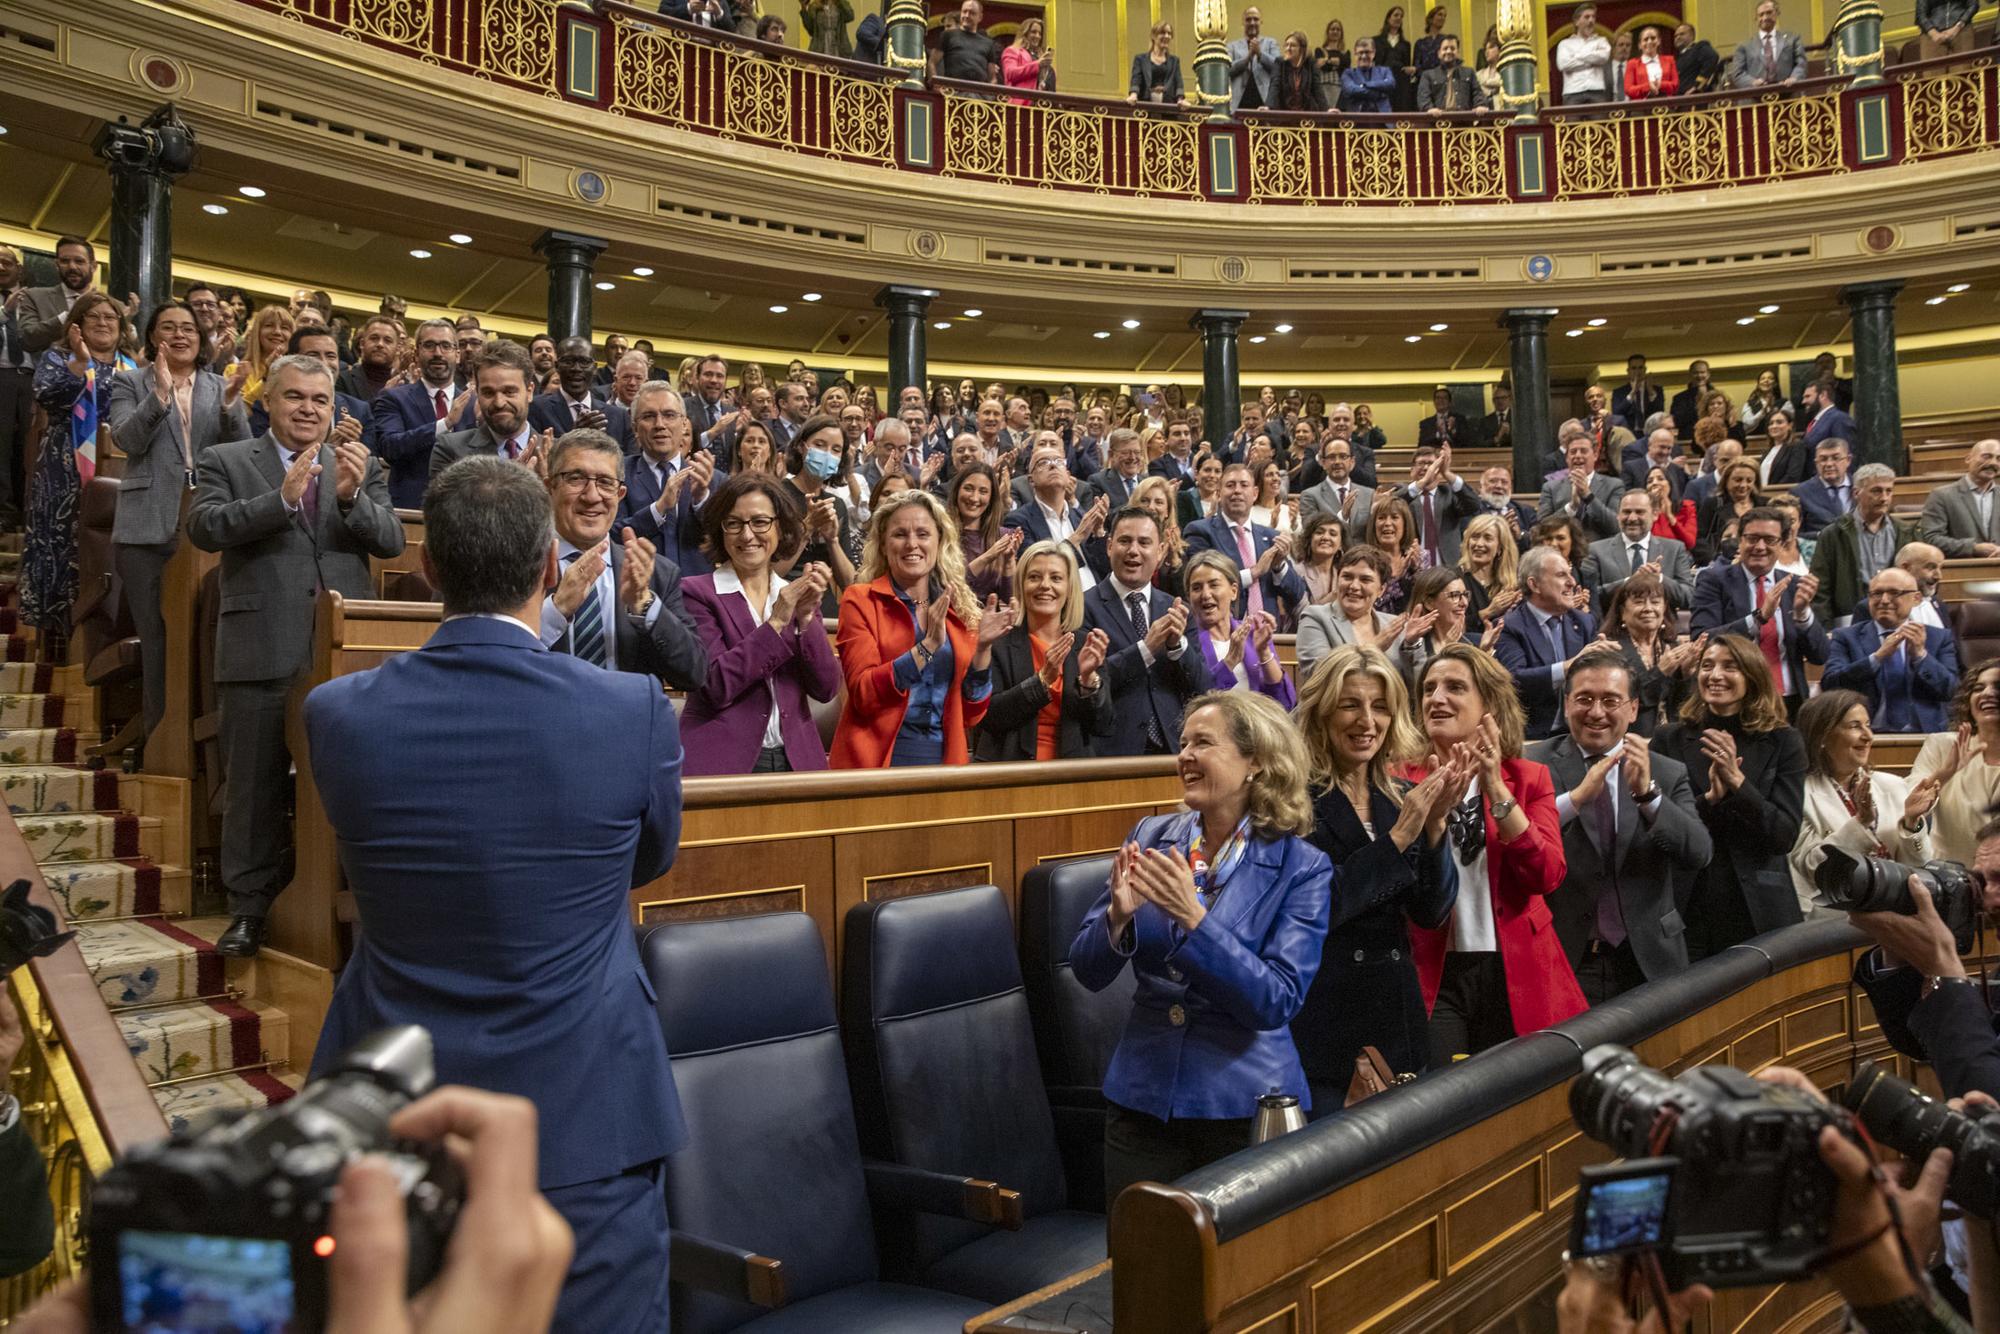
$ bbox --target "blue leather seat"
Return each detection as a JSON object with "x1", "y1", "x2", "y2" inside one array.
[
  {"x1": 640, "y1": 913, "x2": 991, "y2": 1334},
  {"x1": 1019, "y1": 855, "x2": 1133, "y2": 1212},
  {"x1": 841, "y1": 885, "x2": 1108, "y2": 1305}
]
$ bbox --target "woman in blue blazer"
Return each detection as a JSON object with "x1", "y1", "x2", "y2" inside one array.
[{"x1": 1071, "y1": 689, "x2": 1332, "y2": 1202}]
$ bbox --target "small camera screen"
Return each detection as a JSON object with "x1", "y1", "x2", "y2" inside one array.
[
  {"x1": 116, "y1": 1230, "x2": 295, "y2": 1333},
  {"x1": 1575, "y1": 1170, "x2": 1673, "y2": 1257}
]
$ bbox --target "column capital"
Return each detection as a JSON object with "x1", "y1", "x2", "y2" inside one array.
[
  {"x1": 874, "y1": 284, "x2": 939, "y2": 315},
  {"x1": 1840, "y1": 279, "x2": 1905, "y2": 308},
  {"x1": 1500, "y1": 308, "x2": 1559, "y2": 331},
  {"x1": 532, "y1": 230, "x2": 609, "y2": 265},
  {"x1": 1191, "y1": 308, "x2": 1251, "y2": 333}
]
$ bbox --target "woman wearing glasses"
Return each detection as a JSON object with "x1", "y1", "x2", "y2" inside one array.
[{"x1": 679, "y1": 474, "x2": 841, "y2": 774}]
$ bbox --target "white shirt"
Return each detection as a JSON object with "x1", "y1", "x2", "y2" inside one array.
[
  {"x1": 1557, "y1": 32, "x2": 1612, "y2": 94},
  {"x1": 1039, "y1": 497, "x2": 1097, "y2": 590},
  {"x1": 1111, "y1": 575, "x2": 1183, "y2": 664},
  {"x1": 1448, "y1": 777, "x2": 1496, "y2": 953},
  {"x1": 1206, "y1": 630, "x2": 1251, "y2": 691},
  {"x1": 1972, "y1": 478, "x2": 1995, "y2": 535},
  {"x1": 714, "y1": 565, "x2": 788, "y2": 749},
  {"x1": 1640, "y1": 53, "x2": 1664, "y2": 87},
  {"x1": 443, "y1": 611, "x2": 543, "y2": 642}
]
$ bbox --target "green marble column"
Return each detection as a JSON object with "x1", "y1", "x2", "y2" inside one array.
[
  {"x1": 1192, "y1": 309, "x2": 1248, "y2": 449},
  {"x1": 532, "y1": 230, "x2": 609, "y2": 344},
  {"x1": 1832, "y1": 0, "x2": 1887, "y2": 84},
  {"x1": 1503, "y1": 308, "x2": 1557, "y2": 486},
  {"x1": 885, "y1": 0, "x2": 928, "y2": 86},
  {"x1": 92, "y1": 107, "x2": 195, "y2": 332},
  {"x1": 1842, "y1": 279, "x2": 1905, "y2": 471}
]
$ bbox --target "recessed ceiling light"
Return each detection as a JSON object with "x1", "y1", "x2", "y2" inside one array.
[
  {"x1": 1949, "y1": 283, "x2": 1971, "y2": 293},
  {"x1": 1273, "y1": 323, "x2": 1293, "y2": 334},
  {"x1": 238, "y1": 186, "x2": 266, "y2": 198},
  {"x1": 1565, "y1": 329, "x2": 1586, "y2": 338},
  {"x1": 631, "y1": 266, "x2": 654, "y2": 277},
  {"x1": 448, "y1": 233, "x2": 473, "y2": 245},
  {"x1": 802, "y1": 292, "x2": 822, "y2": 301},
  {"x1": 1429, "y1": 323, "x2": 1449, "y2": 332},
  {"x1": 769, "y1": 304, "x2": 789, "y2": 313},
  {"x1": 1248, "y1": 335, "x2": 1267, "y2": 344},
  {"x1": 1404, "y1": 335, "x2": 1423, "y2": 343},
  {"x1": 594, "y1": 280, "x2": 615, "y2": 290},
  {"x1": 0, "y1": 126, "x2": 9, "y2": 136},
  {"x1": 1092, "y1": 331, "x2": 1110, "y2": 339},
  {"x1": 1926, "y1": 295, "x2": 1949, "y2": 305},
  {"x1": 962, "y1": 308, "x2": 983, "y2": 317},
  {"x1": 1586, "y1": 317, "x2": 1607, "y2": 327},
  {"x1": 1758, "y1": 304, "x2": 1780, "y2": 314},
  {"x1": 409, "y1": 248, "x2": 431, "y2": 259},
  {"x1": 202, "y1": 203, "x2": 228, "y2": 215},
  {"x1": 1121, "y1": 319, "x2": 1141, "y2": 329},
  {"x1": 1735, "y1": 316, "x2": 1756, "y2": 325},
  {"x1": 933, "y1": 321, "x2": 952, "y2": 330}
]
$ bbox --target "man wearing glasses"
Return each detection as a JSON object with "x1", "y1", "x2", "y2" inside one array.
[
  {"x1": 1689, "y1": 506, "x2": 1828, "y2": 719},
  {"x1": 1821, "y1": 567, "x2": 1961, "y2": 733},
  {"x1": 540, "y1": 426, "x2": 705, "y2": 690},
  {"x1": 619, "y1": 381, "x2": 716, "y2": 577}
]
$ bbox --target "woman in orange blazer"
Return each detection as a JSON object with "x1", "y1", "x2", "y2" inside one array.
[
  {"x1": 1405, "y1": 643, "x2": 1584, "y2": 1062},
  {"x1": 1623, "y1": 25, "x2": 1679, "y2": 99},
  {"x1": 831, "y1": 490, "x2": 1015, "y2": 767}
]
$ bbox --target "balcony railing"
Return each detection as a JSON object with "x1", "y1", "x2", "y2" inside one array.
[{"x1": 234, "y1": 0, "x2": 1999, "y2": 205}]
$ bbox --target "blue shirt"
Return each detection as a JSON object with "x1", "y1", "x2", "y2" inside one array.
[{"x1": 889, "y1": 586, "x2": 992, "y2": 739}]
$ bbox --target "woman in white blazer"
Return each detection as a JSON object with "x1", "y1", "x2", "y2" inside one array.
[{"x1": 1789, "y1": 689, "x2": 1943, "y2": 918}]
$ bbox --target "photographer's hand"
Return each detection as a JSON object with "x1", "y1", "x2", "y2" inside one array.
[
  {"x1": 1850, "y1": 879, "x2": 1965, "y2": 982},
  {"x1": 327, "y1": 1086, "x2": 572, "y2": 1334},
  {"x1": 1555, "y1": 1261, "x2": 1711, "y2": 1333}
]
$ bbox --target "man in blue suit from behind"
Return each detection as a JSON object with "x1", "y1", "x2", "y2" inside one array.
[
  {"x1": 1821, "y1": 566, "x2": 1961, "y2": 733},
  {"x1": 304, "y1": 456, "x2": 685, "y2": 1333},
  {"x1": 1493, "y1": 543, "x2": 1598, "y2": 740}
]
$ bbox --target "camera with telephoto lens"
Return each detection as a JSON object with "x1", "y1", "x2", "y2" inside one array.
[
  {"x1": 87, "y1": 1026, "x2": 463, "y2": 1333},
  {"x1": 1812, "y1": 848, "x2": 1978, "y2": 952},
  {"x1": 1843, "y1": 1059, "x2": 2000, "y2": 1219},
  {"x1": 1568, "y1": 1045, "x2": 1846, "y2": 1287}
]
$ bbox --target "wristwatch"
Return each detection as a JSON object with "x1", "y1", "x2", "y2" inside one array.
[
  {"x1": 1636, "y1": 783, "x2": 1662, "y2": 804},
  {"x1": 1489, "y1": 796, "x2": 1518, "y2": 821},
  {"x1": 1920, "y1": 974, "x2": 1975, "y2": 1002},
  {"x1": 631, "y1": 591, "x2": 656, "y2": 617}
]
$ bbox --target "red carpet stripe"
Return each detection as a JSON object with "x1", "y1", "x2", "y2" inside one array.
[
  {"x1": 208, "y1": 999, "x2": 265, "y2": 1069},
  {"x1": 51, "y1": 727, "x2": 75, "y2": 762},
  {"x1": 29, "y1": 663, "x2": 50, "y2": 693},
  {"x1": 39, "y1": 695, "x2": 64, "y2": 727},
  {"x1": 92, "y1": 770, "x2": 121, "y2": 811},
  {"x1": 241, "y1": 1070, "x2": 297, "y2": 1106},
  {"x1": 144, "y1": 918, "x2": 226, "y2": 995},
  {"x1": 109, "y1": 813, "x2": 140, "y2": 857},
  {"x1": 124, "y1": 859, "x2": 162, "y2": 915}
]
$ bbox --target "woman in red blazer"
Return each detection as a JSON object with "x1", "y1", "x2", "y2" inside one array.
[
  {"x1": 831, "y1": 490, "x2": 1013, "y2": 767},
  {"x1": 1623, "y1": 26, "x2": 1679, "y2": 99},
  {"x1": 1407, "y1": 643, "x2": 1585, "y2": 1062}
]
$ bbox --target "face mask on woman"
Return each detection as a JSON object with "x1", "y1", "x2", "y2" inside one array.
[{"x1": 804, "y1": 447, "x2": 841, "y2": 479}]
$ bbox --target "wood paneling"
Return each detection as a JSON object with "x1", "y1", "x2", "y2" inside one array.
[{"x1": 1308, "y1": 1221, "x2": 1438, "y2": 1333}]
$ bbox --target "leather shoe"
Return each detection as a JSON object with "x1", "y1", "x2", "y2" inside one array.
[{"x1": 216, "y1": 915, "x2": 265, "y2": 959}]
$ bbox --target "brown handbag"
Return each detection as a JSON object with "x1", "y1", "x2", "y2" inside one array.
[{"x1": 1345, "y1": 1045, "x2": 1414, "y2": 1107}]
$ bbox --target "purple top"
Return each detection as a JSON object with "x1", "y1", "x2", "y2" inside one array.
[{"x1": 679, "y1": 569, "x2": 843, "y2": 774}]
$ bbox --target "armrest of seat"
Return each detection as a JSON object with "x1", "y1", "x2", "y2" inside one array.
[
  {"x1": 668, "y1": 1229, "x2": 787, "y2": 1308},
  {"x1": 72, "y1": 574, "x2": 114, "y2": 626},
  {"x1": 862, "y1": 1161, "x2": 1025, "y2": 1230}
]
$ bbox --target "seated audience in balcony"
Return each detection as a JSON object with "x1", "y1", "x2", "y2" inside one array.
[
  {"x1": 1538, "y1": 432, "x2": 1625, "y2": 544},
  {"x1": 933, "y1": 0, "x2": 999, "y2": 83},
  {"x1": 1808, "y1": 464, "x2": 1910, "y2": 624},
  {"x1": 25, "y1": 292, "x2": 133, "y2": 649},
  {"x1": 1668, "y1": 360, "x2": 1712, "y2": 440},
  {"x1": 1367, "y1": 497, "x2": 1420, "y2": 613},
  {"x1": 1003, "y1": 15, "x2": 1056, "y2": 92},
  {"x1": 1790, "y1": 688, "x2": 1940, "y2": 918},
  {"x1": 1376, "y1": 5, "x2": 1417, "y2": 109},
  {"x1": 1493, "y1": 544, "x2": 1598, "y2": 740},
  {"x1": 948, "y1": 461, "x2": 1019, "y2": 602},
  {"x1": 1556, "y1": 2, "x2": 1613, "y2": 103},
  {"x1": 1601, "y1": 570, "x2": 1698, "y2": 735},
  {"x1": 1651, "y1": 635, "x2": 1805, "y2": 956},
  {"x1": 800, "y1": 0, "x2": 850, "y2": 56},
  {"x1": 1694, "y1": 460, "x2": 1763, "y2": 563},
  {"x1": 1128, "y1": 20, "x2": 1187, "y2": 103},
  {"x1": 1909, "y1": 664, "x2": 2000, "y2": 865},
  {"x1": 832, "y1": 490, "x2": 1007, "y2": 766},
  {"x1": 1293, "y1": 509, "x2": 1345, "y2": 608},
  {"x1": 1411, "y1": 643, "x2": 1582, "y2": 1059},
  {"x1": 1417, "y1": 385, "x2": 1467, "y2": 449},
  {"x1": 1793, "y1": 437, "x2": 1855, "y2": 540},
  {"x1": 680, "y1": 475, "x2": 837, "y2": 775},
  {"x1": 1920, "y1": 438, "x2": 2000, "y2": 557},
  {"x1": 1918, "y1": 0, "x2": 1979, "y2": 57},
  {"x1": 976, "y1": 540, "x2": 1111, "y2": 761},
  {"x1": 1457, "y1": 511, "x2": 1520, "y2": 629},
  {"x1": 1072, "y1": 689, "x2": 1329, "y2": 1198},
  {"x1": 1530, "y1": 647, "x2": 1712, "y2": 1002},
  {"x1": 662, "y1": 0, "x2": 737, "y2": 28},
  {"x1": 1728, "y1": 0, "x2": 1807, "y2": 86},
  {"x1": 1822, "y1": 567, "x2": 1961, "y2": 734},
  {"x1": 1314, "y1": 20, "x2": 1349, "y2": 104},
  {"x1": 1338, "y1": 38, "x2": 1397, "y2": 110},
  {"x1": 1229, "y1": 6, "x2": 1281, "y2": 110},
  {"x1": 1418, "y1": 32, "x2": 1490, "y2": 110},
  {"x1": 1673, "y1": 21, "x2": 1723, "y2": 92},
  {"x1": 1292, "y1": 645, "x2": 1458, "y2": 1107},
  {"x1": 1273, "y1": 30, "x2": 1330, "y2": 110},
  {"x1": 1622, "y1": 25, "x2": 1679, "y2": 98},
  {"x1": 747, "y1": 10, "x2": 783, "y2": 42},
  {"x1": 1475, "y1": 33, "x2": 1504, "y2": 102},
  {"x1": 785, "y1": 414, "x2": 858, "y2": 612},
  {"x1": 1184, "y1": 551, "x2": 1294, "y2": 706}
]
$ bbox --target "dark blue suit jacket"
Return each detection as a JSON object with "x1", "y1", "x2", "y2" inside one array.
[
  {"x1": 371, "y1": 381, "x2": 469, "y2": 508},
  {"x1": 1687, "y1": 563, "x2": 1830, "y2": 703},
  {"x1": 527, "y1": 389, "x2": 634, "y2": 453},
  {"x1": 1493, "y1": 602, "x2": 1597, "y2": 739},
  {"x1": 1081, "y1": 580, "x2": 1213, "y2": 756},
  {"x1": 1070, "y1": 811, "x2": 1332, "y2": 1119},
  {"x1": 304, "y1": 616, "x2": 687, "y2": 1189},
  {"x1": 1822, "y1": 620, "x2": 1960, "y2": 733},
  {"x1": 1001, "y1": 499, "x2": 1109, "y2": 579},
  {"x1": 1791, "y1": 475, "x2": 1851, "y2": 540},
  {"x1": 1181, "y1": 515, "x2": 1308, "y2": 622},
  {"x1": 618, "y1": 452, "x2": 716, "y2": 577},
  {"x1": 1803, "y1": 404, "x2": 1858, "y2": 451}
]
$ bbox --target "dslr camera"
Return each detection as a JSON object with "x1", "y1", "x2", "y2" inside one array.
[
  {"x1": 1812, "y1": 847, "x2": 1978, "y2": 952},
  {"x1": 87, "y1": 1026, "x2": 463, "y2": 1333},
  {"x1": 1568, "y1": 1045, "x2": 1845, "y2": 1287},
  {"x1": 1844, "y1": 1059, "x2": 2000, "y2": 1219}
]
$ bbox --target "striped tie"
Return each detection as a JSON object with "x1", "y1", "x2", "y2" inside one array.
[{"x1": 567, "y1": 554, "x2": 608, "y2": 668}]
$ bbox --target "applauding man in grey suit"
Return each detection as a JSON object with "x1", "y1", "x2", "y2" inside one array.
[{"x1": 188, "y1": 354, "x2": 404, "y2": 958}]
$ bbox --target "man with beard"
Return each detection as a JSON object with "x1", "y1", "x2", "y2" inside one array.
[
  {"x1": 337, "y1": 314, "x2": 404, "y2": 405},
  {"x1": 373, "y1": 318, "x2": 473, "y2": 507},
  {"x1": 527, "y1": 335, "x2": 632, "y2": 452},
  {"x1": 14, "y1": 236, "x2": 134, "y2": 357},
  {"x1": 431, "y1": 341, "x2": 547, "y2": 480},
  {"x1": 682, "y1": 353, "x2": 730, "y2": 436},
  {"x1": 528, "y1": 334, "x2": 559, "y2": 395}
]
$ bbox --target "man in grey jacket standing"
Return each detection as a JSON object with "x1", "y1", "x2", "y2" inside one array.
[{"x1": 1228, "y1": 7, "x2": 1280, "y2": 110}]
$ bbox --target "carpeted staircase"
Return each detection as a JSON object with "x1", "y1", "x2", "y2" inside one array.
[{"x1": 0, "y1": 541, "x2": 309, "y2": 1135}]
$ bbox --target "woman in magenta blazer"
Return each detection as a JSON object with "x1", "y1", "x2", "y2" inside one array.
[{"x1": 679, "y1": 474, "x2": 842, "y2": 775}]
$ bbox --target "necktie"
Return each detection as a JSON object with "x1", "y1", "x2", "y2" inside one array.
[
  {"x1": 299, "y1": 450, "x2": 320, "y2": 530},
  {"x1": 1879, "y1": 637, "x2": 1911, "y2": 731},
  {"x1": 1587, "y1": 755, "x2": 1626, "y2": 945},
  {"x1": 432, "y1": 389, "x2": 448, "y2": 421},
  {"x1": 1546, "y1": 615, "x2": 1566, "y2": 665},
  {"x1": 1836, "y1": 485, "x2": 1849, "y2": 514},
  {"x1": 1421, "y1": 491, "x2": 1440, "y2": 558},
  {"x1": 1233, "y1": 524, "x2": 1265, "y2": 618},
  {"x1": 1630, "y1": 542, "x2": 1646, "y2": 574},
  {"x1": 503, "y1": 436, "x2": 520, "y2": 461},
  {"x1": 1763, "y1": 33, "x2": 1776, "y2": 79},
  {"x1": 1754, "y1": 574, "x2": 1786, "y2": 688},
  {"x1": 1127, "y1": 591, "x2": 1167, "y2": 751},
  {"x1": 568, "y1": 553, "x2": 608, "y2": 668}
]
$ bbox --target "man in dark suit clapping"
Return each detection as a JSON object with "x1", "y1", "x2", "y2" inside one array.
[
  {"x1": 528, "y1": 336, "x2": 633, "y2": 452},
  {"x1": 304, "y1": 456, "x2": 685, "y2": 1332},
  {"x1": 369, "y1": 318, "x2": 469, "y2": 508},
  {"x1": 1688, "y1": 506, "x2": 1828, "y2": 718},
  {"x1": 1493, "y1": 544, "x2": 1599, "y2": 740},
  {"x1": 1082, "y1": 509, "x2": 1211, "y2": 755}
]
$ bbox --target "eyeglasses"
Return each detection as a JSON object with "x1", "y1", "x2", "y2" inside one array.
[
  {"x1": 722, "y1": 516, "x2": 778, "y2": 535},
  {"x1": 1737, "y1": 532, "x2": 1778, "y2": 547},
  {"x1": 1868, "y1": 589, "x2": 1920, "y2": 601},
  {"x1": 554, "y1": 471, "x2": 623, "y2": 495}
]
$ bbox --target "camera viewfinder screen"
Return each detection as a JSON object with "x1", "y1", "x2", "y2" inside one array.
[
  {"x1": 117, "y1": 1230, "x2": 296, "y2": 1333},
  {"x1": 1575, "y1": 1172, "x2": 1672, "y2": 1256}
]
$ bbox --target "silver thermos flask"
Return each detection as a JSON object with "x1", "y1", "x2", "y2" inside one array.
[{"x1": 1251, "y1": 1090, "x2": 1306, "y2": 1144}]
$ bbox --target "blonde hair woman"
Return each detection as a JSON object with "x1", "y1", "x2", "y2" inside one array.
[
  {"x1": 1071, "y1": 689, "x2": 1331, "y2": 1199},
  {"x1": 1129, "y1": 474, "x2": 1188, "y2": 591},
  {"x1": 1292, "y1": 644, "x2": 1465, "y2": 1107},
  {"x1": 1457, "y1": 511, "x2": 1520, "y2": 629},
  {"x1": 975, "y1": 540, "x2": 1113, "y2": 761},
  {"x1": 831, "y1": 490, "x2": 1013, "y2": 767},
  {"x1": 238, "y1": 304, "x2": 294, "y2": 407}
]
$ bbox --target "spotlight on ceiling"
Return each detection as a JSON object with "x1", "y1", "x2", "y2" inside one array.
[
  {"x1": 1735, "y1": 316, "x2": 1756, "y2": 325},
  {"x1": 1122, "y1": 318, "x2": 1141, "y2": 329},
  {"x1": 1404, "y1": 335, "x2": 1422, "y2": 343},
  {"x1": 594, "y1": 280, "x2": 615, "y2": 290},
  {"x1": 1272, "y1": 323, "x2": 1293, "y2": 334},
  {"x1": 1949, "y1": 283, "x2": 1971, "y2": 293},
  {"x1": 1926, "y1": 295, "x2": 1949, "y2": 305},
  {"x1": 933, "y1": 321, "x2": 952, "y2": 330},
  {"x1": 409, "y1": 248, "x2": 432, "y2": 259},
  {"x1": 202, "y1": 203, "x2": 228, "y2": 215},
  {"x1": 1429, "y1": 323, "x2": 1449, "y2": 332},
  {"x1": 1247, "y1": 335, "x2": 1266, "y2": 344},
  {"x1": 631, "y1": 267, "x2": 654, "y2": 277},
  {"x1": 962, "y1": 308, "x2": 983, "y2": 317},
  {"x1": 1586, "y1": 317, "x2": 1607, "y2": 327},
  {"x1": 769, "y1": 304, "x2": 789, "y2": 313},
  {"x1": 802, "y1": 292, "x2": 822, "y2": 301},
  {"x1": 448, "y1": 233, "x2": 473, "y2": 245},
  {"x1": 1565, "y1": 329, "x2": 1586, "y2": 337},
  {"x1": 1758, "y1": 304, "x2": 1780, "y2": 314},
  {"x1": 238, "y1": 185, "x2": 266, "y2": 198}
]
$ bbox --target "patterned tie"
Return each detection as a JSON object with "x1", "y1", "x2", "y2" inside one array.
[
  {"x1": 568, "y1": 553, "x2": 608, "y2": 668},
  {"x1": 1755, "y1": 574, "x2": 1786, "y2": 688},
  {"x1": 1588, "y1": 755, "x2": 1626, "y2": 945},
  {"x1": 1233, "y1": 524, "x2": 1265, "y2": 618},
  {"x1": 1546, "y1": 614, "x2": 1566, "y2": 665},
  {"x1": 1763, "y1": 33, "x2": 1776, "y2": 80},
  {"x1": 432, "y1": 389, "x2": 448, "y2": 421},
  {"x1": 1128, "y1": 591, "x2": 1166, "y2": 751},
  {"x1": 299, "y1": 450, "x2": 320, "y2": 529}
]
